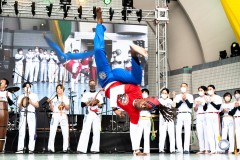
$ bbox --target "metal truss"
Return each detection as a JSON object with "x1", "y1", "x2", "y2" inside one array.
[{"x1": 0, "y1": 0, "x2": 169, "y2": 96}]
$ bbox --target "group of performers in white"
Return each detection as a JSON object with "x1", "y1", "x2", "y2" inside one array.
[{"x1": 1, "y1": 7, "x2": 240, "y2": 155}]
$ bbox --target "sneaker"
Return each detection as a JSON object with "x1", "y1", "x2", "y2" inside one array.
[{"x1": 15, "y1": 150, "x2": 23, "y2": 153}]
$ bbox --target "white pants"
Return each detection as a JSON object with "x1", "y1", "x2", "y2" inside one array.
[
  {"x1": 159, "y1": 115, "x2": 175, "y2": 152},
  {"x1": 14, "y1": 63, "x2": 23, "y2": 84},
  {"x1": 222, "y1": 116, "x2": 234, "y2": 152},
  {"x1": 137, "y1": 118, "x2": 151, "y2": 153},
  {"x1": 130, "y1": 123, "x2": 140, "y2": 151},
  {"x1": 196, "y1": 114, "x2": 209, "y2": 151},
  {"x1": 17, "y1": 112, "x2": 36, "y2": 151},
  {"x1": 205, "y1": 113, "x2": 220, "y2": 153},
  {"x1": 176, "y1": 113, "x2": 191, "y2": 152},
  {"x1": 33, "y1": 62, "x2": 39, "y2": 82},
  {"x1": 24, "y1": 62, "x2": 34, "y2": 82},
  {"x1": 48, "y1": 63, "x2": 56, "y2": 83},
  {"x1": 40, "y1": 62, "x2": 48, "y2": 82},
  {"x1": 235, "y1": 117, "x2": 240, "y2": 149},
  {"x1": 48, "y1": 113, "x2": 69, "y2": 151},
  {"x1": 77, "y1": 112, "x2": 101, "y2": 153}
]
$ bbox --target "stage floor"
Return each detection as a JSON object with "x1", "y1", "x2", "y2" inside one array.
[{"x1": 0, "y1": 153, "x2": 238, "y2": 160}]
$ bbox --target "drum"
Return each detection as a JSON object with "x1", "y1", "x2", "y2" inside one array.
[{"x1": 0, "y1": 100, "x2": 9, "y2": 152}]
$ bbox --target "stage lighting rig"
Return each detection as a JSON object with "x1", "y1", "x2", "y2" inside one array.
[
  {"x1": 14, "y1": 1, "x2": 18, "y2": 15},
  {"x1": 121, "y1": 8, "x2": 127, "y2": 21},
  {"x1": 122, "y1": 0, "x2": 133, "y2": 8},
  {"x1": 0, "y1": 0, "x2": 7, "y2": 14},
  {"x1": 78, "y1": 6, "x2": 82, "y2": 19},
  {"x1": 46, "y1": 3, "x2": 53, "y2": 17},
  {"x1": 109, "y1": 7, "x2": 114, "y2": 21},
  {"x1": 62, "y1": 4, "x2": 70, "y2": 18},
  {"x1": 31, "y1": 2, "x2": 35, "y2": 16}
]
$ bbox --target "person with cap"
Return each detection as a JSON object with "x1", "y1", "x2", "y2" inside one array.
[
  {"x1": 16, "y1": 82, "x2": 39, "y2": 153},
  {"x1": 13, "y1": 48, "x2": 25, "y2": 85},
  {"x1": 174, "y1": 83, "x2": 193, "y2": 154}
]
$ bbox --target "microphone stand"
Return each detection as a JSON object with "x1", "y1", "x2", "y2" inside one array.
[
  {"x1": 11, "y1": 92, "x2": 19, "y2": 130},
  {"x1": 41, "y1": 101, "x2": 49, "y2": 153},
  {"x1": 12, "y1": 70, "x2": 31, "y2": 85},
  {"x1": 23, "y1": 100, "x2": 28, "y2": 153},
  {"x1": 67, "y1": 88, "x2": 75, "y2": 153}
]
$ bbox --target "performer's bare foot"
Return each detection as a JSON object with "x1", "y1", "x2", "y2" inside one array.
[
  {"x1": 130, "y1": 44, "x2": 148, "y2": 58},
  {"x1": 96, "y1": 7, "x2": 103, "y2": 24},
  {"x1": 196, "y1": 151, "x2": 204, "y2": 154}
]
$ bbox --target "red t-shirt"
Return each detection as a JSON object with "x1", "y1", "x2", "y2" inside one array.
[{"x1": 105, "y1": 82, "x2": 142, "y2": 124}]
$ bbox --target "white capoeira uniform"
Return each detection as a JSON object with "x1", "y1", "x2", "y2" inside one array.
[
  {"x1": 229, "y1": 100, "x2": 240, "y2": 150},
  {"x1": 194, "y1": 96, "x2": 209, "y2": 152},
  {"x1": 204, "y1": 94, "x2": 222, "y2": 153},
  {"x1": 77, "y1": 90, "x2": 103, "y2": 153},
  {"x1": 32, "y1": 52, "x2": 40, "y2": 82},
  {"x1": 137, "y1": 110, "x2": 151, "y2": 153},
  {"x1": 221, "y1": 102, "x2": 234, "y2": 153},
  {"x1": 48, "y1": 95, "x2": 70, "y2": 152},
  {"x1": 17, "y1": 92, "x2": 38, "y2": 152},
  {"x1": 110, "y1": 54, "x2": 124, "y2": 69},
  {"x1": 174, "y1": 93, "x2": 193, "y2": 152},
  {"x1": 159, "y1": 98, "x2": 175, "y2": 153},
  {"x1": 0, "y1": 90, "x2": 13, "y2": 113},
  {"x1": 24, "y1": 51, "x2": 34, "y2": 83},
  {"x1": 48, "y1": 54, "x2": 58, "y2": 83},
  {"x1": 39, "y1": 52, "x2": 49, "y2": 82},
  {"x1": 14, "y1": 52, "x2": 24, "y2": 84}
]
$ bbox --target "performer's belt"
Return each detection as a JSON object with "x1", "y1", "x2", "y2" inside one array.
[
  {"x1": 234, "y1": 116, "x2": 240, "y2": 118},
  {"x1": 206, "y1": 112, "x2": 219, "y2": 114},
  {"x1": 197, "y1": 113, "x2": 205, "y2": 115},
  {"x1": 177, "y1": 111, "x2": 191, "y2": 114},
  {"x1": 140, "y1": 116, "x2": 151, "y2": 120},
  {"x1": 223, "y1": 115, "x2": 233, "y2": 118}
]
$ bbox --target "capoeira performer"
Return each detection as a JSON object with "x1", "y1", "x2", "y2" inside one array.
[
  {"x1": 91, "y1": 7, "x2": 173, "y2": 156},
  {"x1": 229, "y1": 90, "x2": 240, "y2": 154},
  {"x1": 77, "y1": 79, "x2": 104, "y2": 153},
  {"x1": 203, "y1": 85, "x2": 222, "y2": 154},
  {"x1": 159, "y1": 88, "x2": 175, "y2": 153},
  {"x1": 220, "y1": 92, "x2": 234, "y2": 153},
  {"x1": 174, "y1": 83, "x2": 193, "y2": 154},
  {"x1": 194, "y1": 86, "x2": 209, "y2": 154},
  {"x1": 16, "y1": 82, "x2": 39, "y2": 153},
  {"x1": 137, "y1": 89, "x2": 152, "y2": 155},
  {"x1": 48, "y1": 84, "x2": 70, "y2": 153}
]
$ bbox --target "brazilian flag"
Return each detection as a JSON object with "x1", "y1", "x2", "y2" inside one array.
[
  {"x1": 221, "y1": 0, "x2": 240, "y2": 44},
  {"x1": 51, "y1": 20, "x2": 72, "y2": 52}
]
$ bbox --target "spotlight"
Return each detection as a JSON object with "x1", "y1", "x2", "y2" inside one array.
[
  {"x1": 230, "y1": 42, "x2": 240, "y2": 57},
  {"x1": 46, "y1": 3, "x2": 53, "y2": 17},
  {"x1": 31, "y1": 2, "x2": 35, "y2": 16},
  {"x1": 109, "y1": 7, "x2": 114, "y2": 21},
  {"x1": 60, "y1": 0, "x2": 71, "y2": 5},
  {"x1": 121, "y1": 8, "x2": 127, "y2": 21},
  {"x1": 14, "y1": 1, "x2": 18, "y2": 15},
  {"x1": 136, "y1": 9, "x2": 142, "y2": 22},
  {"x1": 0, "y1": 0, "x2": 7, "y2": 14},
  {"x1": 93, "y1": 6, "x2": 96, "y2": 19},
  {"x1": 103, "y1": 0, "x2": 111, "y2": 5},
  {"x1": 77, "y1": 6, "x2": 82, "y2": 19},
  {"x1": 219, "y1": 50, "x2": 227, "y2": 59},
  {"x1": 122, "y1": 0, "x2": 133, "y2": 8},
  {"x1": 62, "y1": 4, "x2": 70, "y2": 18}
]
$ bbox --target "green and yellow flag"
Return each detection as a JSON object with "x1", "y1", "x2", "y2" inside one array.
[
  {"x1": 221, "y1": 0, "x2": 240, "y2": 44},
  {"x1": 51, "y1": 20, "x2": 72, "y2": 52}
]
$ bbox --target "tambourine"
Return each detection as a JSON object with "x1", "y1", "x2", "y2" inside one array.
[{"x1": 218, "y1": 139, "x2": 230, "y2": 151}]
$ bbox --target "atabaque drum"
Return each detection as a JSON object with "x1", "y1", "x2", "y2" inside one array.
[{"x1": 0, "y1": 100, "x2": 8, "y2": 152}]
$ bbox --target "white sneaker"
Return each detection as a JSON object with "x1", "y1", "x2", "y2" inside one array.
[{"x1": 15, "y1": 150, "x2": 23, "y2": 153}]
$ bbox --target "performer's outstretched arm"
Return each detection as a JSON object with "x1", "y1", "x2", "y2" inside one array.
[{"x1": 43, "y1": 35, "x2": 94, "y2": 63}]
